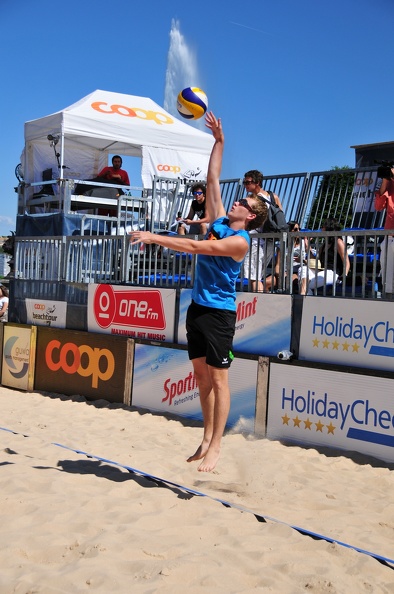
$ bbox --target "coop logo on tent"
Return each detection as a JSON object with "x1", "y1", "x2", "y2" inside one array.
[
  {"x1": 93, "y1": 284, "x2": 166, "y2": 330},
  {"x1": 310, "y1": 314, "x2": 394, "y2": 361},
  {"x1": 157, "y1": 164, "x2": 181, "y2": 173},
  {"x1": 45, "y1": 340, "x2": 115, "y2": 388},
  {"x1": 280, "y1": 387, "x2": 394, "y2": 449},
  {"x1": 3, "y1": 335, "x2": 29, "y2": 379},
  {"x1": 91, "y1": 102, "x2": 174, "y2": 125}
]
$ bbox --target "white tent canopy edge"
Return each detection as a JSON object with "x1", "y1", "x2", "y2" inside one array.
[{"x1": 22, "y1": 89, "x2": 214, "y2": 189}]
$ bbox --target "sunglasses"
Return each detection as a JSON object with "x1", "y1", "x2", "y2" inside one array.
[
  {"x1": 238, "y1": 198, "x2": 254, "y2": 213},
  {"x1": 243, "y1": 179, "x2": 254, "y2": 185},
  {"x1": 193, "y1": 191, "x2": 203, "y2": 196}
]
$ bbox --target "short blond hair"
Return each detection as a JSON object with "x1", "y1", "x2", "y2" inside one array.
[{"x1": 246, "y1": 194, "x2": 268, "y2": 231}]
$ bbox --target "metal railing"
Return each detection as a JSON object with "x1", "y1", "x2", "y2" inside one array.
[
  {"x1": 13, "y1": 164, "x2": 391, "y2": 301},
  {"x1": 17, "y1": 165, "x2": 384, "y2": 233},
  {"x1": 13, "y1": 228, "x2": 389, "y2": 299}
]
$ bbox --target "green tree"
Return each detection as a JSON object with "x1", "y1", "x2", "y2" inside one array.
[{"x1": 306, "y1": 166, "x2": 355, "y2": 229}]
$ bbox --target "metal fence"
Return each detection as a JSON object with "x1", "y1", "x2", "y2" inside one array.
[
  {"x1": 13, "y1": 227, "x2": 390, "y2": 299},
  {"x1": 13, "y1": 164, "x2": 390, "y2": 299},
  {"x1": 17, "y1": 165, "x2": 384, "y2": 233}
]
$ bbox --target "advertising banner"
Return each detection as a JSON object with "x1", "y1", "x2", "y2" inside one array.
[
  {"x1": 178, "y1": 289, "x2": 291, "y2": 357},
  {"x1": 267, "y1": 362, "x2": 394, "y2": 464},
  {"x1": 26, "y1": 298, "x2": 67, "y2": 328},
  {"x1": 299, "y1": 297, "x2": 394, "y2": 372},
  {"x1": 142, "y1": 146, "x2": 209, "y2": 188},
  {"x1": 352, "y1": 171, "x2": 377, "y2": 213},
  {"x1": 34, "y1": 327, "x2": 134, "y2": 404},
  {"x1": 87, "y1": 284, "x2": 176, "y2": 343},
  {"x1": 1, "y1": 324, "x2": 36, "y2": 391},
  {"x1": 132, "y1": 343, "x2": 258, "y2": 429}
]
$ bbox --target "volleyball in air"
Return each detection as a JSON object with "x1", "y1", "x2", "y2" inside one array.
[{"x1": 176, "y1": 87, "x2": 208, "y2": 120}]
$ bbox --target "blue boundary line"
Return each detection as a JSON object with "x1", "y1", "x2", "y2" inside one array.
[{"x1": 1, "y1": 426, "x2": 393, "y2": 569}]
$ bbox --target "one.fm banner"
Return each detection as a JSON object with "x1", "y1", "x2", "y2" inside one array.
[
  {"x1": 132, "y1": 343, "x2": 258, "y2": 429},
  {"x1": 87, "y1": 284, "x2": 176, "y2": 342},
  {"x1": 178, "y1": 290, "x2": 291, "y2": 357},
  {"x1": 267, "y1": 362, "x2": 394, "y2": 464},
  {"x1": 299, "y1": 297, "x2": 394, "y2": 372}
]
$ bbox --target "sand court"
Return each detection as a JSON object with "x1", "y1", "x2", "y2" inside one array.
[{"x1": 0, "y1": 386, "x2": 393, "y2": 593}]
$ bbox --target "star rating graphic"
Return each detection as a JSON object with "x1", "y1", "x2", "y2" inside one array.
[
  {"x1": 312, "y1": 338, "x2": 360, "y2": 353},
  {"x1": 281, "y1": 413, "x2": 336, "y2": 435}
]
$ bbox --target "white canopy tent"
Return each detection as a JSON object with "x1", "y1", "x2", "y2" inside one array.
[{"x1": 22, "y1": 89, "x2": 214, "y2": 189}]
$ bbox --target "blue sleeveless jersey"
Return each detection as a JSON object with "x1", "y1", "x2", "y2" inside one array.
[{"x1": 191, "y1": 217, "x2": 250, "y2": 311}]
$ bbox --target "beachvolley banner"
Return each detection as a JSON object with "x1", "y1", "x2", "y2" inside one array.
[
  {"x1": 1, "y1": 324, "x2": 37, "y2": 391},
  {"x1": 34, "y1": 327, "x2": 134, "y2": 404},
  {"x1": 25, "y1": 298, "x2": 67, "y2": 328},
  {"x1": 177, "y1": 290, "x2": 291, "y2": 356},
  {"x1": 87, "y1": 284, "x2": 176, "y2": 343},
  {"x1": 132, "y1": 343, "x2": 258, "y2": 430},
  {"x1": 299, "y1": 297, "x2": 394, "y2": 372},
  {"x1": 267, "y1": 362, "x2": 394, "y2": 464},
  {"x1": 142, "y1": 146, "x2": 209, "y2": 187}
]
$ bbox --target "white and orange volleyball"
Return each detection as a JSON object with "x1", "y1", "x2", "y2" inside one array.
[{"x1": 176, "y1": 87, "x2": 208, "y2": 120}]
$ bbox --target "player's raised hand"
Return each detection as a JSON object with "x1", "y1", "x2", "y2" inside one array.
[{"x1": 205, "y1": 112, "x2": 223, "y2": 142}]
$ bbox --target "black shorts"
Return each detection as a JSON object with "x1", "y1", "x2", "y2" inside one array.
[{"x1": 186, "y1": 301, "x2": 236, "y2": 368}]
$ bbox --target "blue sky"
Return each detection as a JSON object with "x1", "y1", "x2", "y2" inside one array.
[{"x1": 0, "y1": 0, "x2": 393, "y2": 237}]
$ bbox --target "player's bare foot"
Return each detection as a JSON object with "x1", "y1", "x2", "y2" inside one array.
[
  {"x1": 186, "y1": 439, "x2": 210, "y2": 463},
  {"x1": 197, "y1": 446, "x2": 220, "y2": 472}
]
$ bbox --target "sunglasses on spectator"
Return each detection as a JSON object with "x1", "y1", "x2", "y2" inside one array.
[
  {"x1": 193, "y1": 191, "x2": 203, "y2": 196},
  {"x1": 238, "y1": 198, "x2": 254, "y2": 213},
  {"x1": 243, "y1": 179, "x2": 254, "y2": 185}
]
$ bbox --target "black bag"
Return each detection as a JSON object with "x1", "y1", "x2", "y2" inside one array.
[{"x1": 260, "y1": 191, "x2": 289, "y2": 233}]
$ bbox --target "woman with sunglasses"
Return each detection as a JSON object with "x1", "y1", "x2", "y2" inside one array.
[
  {"x1": 131, "y1": 112, "x2": 267, "y2": 473},
  {"x1": 177, "y1": 183, "x2": 209, "y2": 236}
]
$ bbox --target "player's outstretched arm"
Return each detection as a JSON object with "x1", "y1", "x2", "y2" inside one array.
[
  {"x1": 129, "y1": 230, "x2": 247, "y2": 261},
  {"x1": 205, "y1": 112, "x2": 226, "y2": 224}
]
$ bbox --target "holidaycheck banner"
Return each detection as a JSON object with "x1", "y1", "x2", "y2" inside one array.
[
  {"x1": 267, "y1": 362, "x2": 394, "y2": 464},
  {"x1": 299, "y1": 297, "x2": 394, "y2": 372}
]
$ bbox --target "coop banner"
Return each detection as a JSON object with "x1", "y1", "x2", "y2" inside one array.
[
  {"x1": 267, "y1": 362, "x2": 394, "y2": 464},
  {"x1": 132, "y1": 343, "x2": 258, "y2": 430},
  {"x1": 87, "y1": 284, "x2": 176, "y2": 343},
  {"x1": 34, "y1": 327, "x2": 134, "y2": 404},
  {"x1": 26, "y1": 298, "x2": 67, "y2": 328},
  {"x1": 299, "y1": 297, "x2": 394, "y2": 372},
  {"x1": 177, "y1": 290, "x2": 291, "y2": 357}
]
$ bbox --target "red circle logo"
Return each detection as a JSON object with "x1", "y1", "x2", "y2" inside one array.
[{"x1": 93, "y1": 285, "x2": 116, "y2": 329}]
